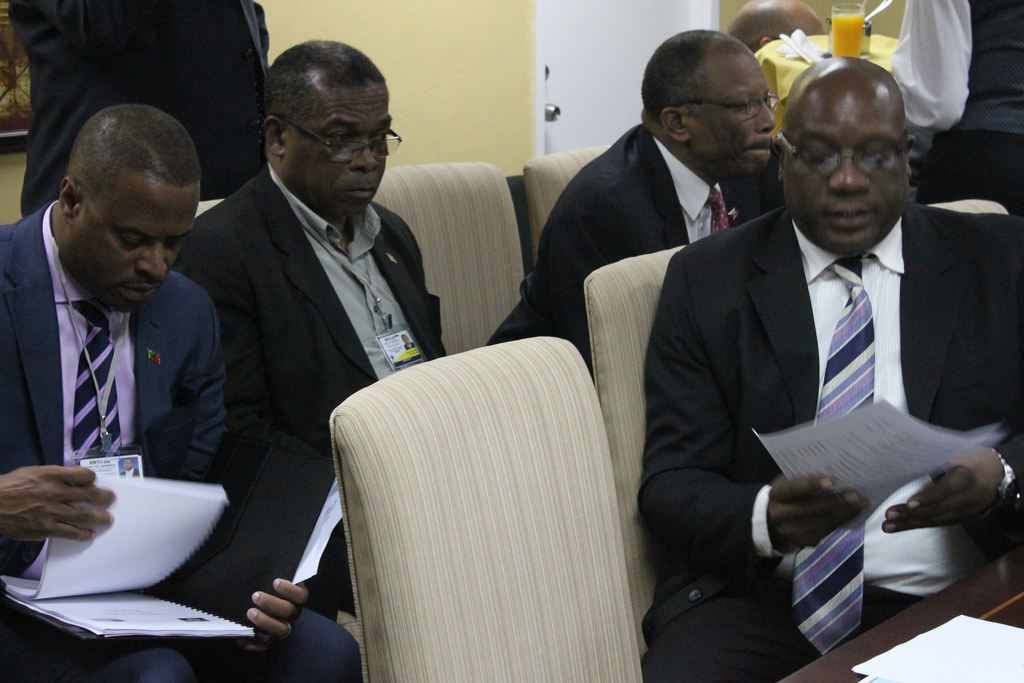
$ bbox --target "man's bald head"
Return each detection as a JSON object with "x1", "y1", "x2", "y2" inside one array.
[
  {"x1": 779, "y1": 58, "x2": 911, "y2": 256},
  {"x1": 785, "y1": 57, "x2": 906, "y2": 134},
  {"x1": 728, "y1": 0, "x2": 824, "y2": 53}
]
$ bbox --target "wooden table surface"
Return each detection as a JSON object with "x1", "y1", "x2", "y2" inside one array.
[{"x1": 779, "y1": 544, "x2": 1024, "y2": 683}]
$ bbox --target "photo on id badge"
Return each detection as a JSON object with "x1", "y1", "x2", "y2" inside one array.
[
  {"x1": 79, "y1": 446, "x2": 145, "y2": 481},
  {"x1": 377, "y1": 330, "x2": 424, "y2": 371}
]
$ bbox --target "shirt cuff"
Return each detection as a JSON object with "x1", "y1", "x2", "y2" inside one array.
[{"x1": 752, "y1": 484, "x2": 777, "y2": 557}]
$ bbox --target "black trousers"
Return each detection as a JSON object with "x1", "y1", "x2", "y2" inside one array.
[{"x1": 641, "y1": 578, "x2": 920, "y2": 683}]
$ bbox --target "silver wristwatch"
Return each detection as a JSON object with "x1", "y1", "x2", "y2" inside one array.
[{"x1": 995, "y1": 451, "x2": 1020, "y2": 505}]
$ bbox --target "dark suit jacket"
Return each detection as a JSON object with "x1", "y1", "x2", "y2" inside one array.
[
  {"x1": 639, "y1": 204, "x2": 1024, "y2": 640},
  {"x1": 11, "y1": 0, "x2": 268, "y2": 215},
  {"x1": 175, "y1": 167, "x2": 445, "y2": 462},
  {"x1": 489, "y1": 124, "x2": 783, "y2": 368},
  {"x1": 0, "y1": 208, "x2": 227, "y2": 576}
]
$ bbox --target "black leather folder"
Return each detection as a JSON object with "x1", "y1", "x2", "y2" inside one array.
[{"x1": 151, "y1": 433, "x2": 337, "y2": 626}]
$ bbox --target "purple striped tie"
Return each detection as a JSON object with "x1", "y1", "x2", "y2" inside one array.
[
  {"x1": 71, "y1": 300, "x2": 120, "y2": 452},
  {"x1": 792, "y1": 256, "x2": 873, "y2": 653}
]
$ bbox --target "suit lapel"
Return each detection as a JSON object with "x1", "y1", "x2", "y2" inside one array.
[
  {"x1": 133, "y1": 305, "x2": 168, "y2": 459},
  {"x1": 5, "y1": 213, "x2": 65, "y2": 465},
  {"x1": 636, "y1": 127, "x2": 690, "y2": 247},
  {"x1": 255, "y1": 171, "x2": 378, "y2": 380},
  {"x1": 746, "y1": 213, "x2": 821, "y2": 423},
  {"x1": 899, "y1": 207, "x2": 960, "y2": 421}
]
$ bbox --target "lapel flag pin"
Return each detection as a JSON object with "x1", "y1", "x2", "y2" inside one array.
[
  {"x1": 728, "y1": 208, "x2": 739, "y2": 221},
  {"x1": 147, "y1": 349, "x2": 161, "y2": 365}
]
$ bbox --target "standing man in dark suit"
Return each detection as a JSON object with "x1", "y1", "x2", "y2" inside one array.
[
  {"x1": 11, "y1": 0, "x2": 269, "y2": 215},
  {"x1": 640, "y1": 57, "x2": 1024, "y2": 682},
  {"x1": 176, "y1": 41, "x2": 445, "y2": 619},
  {"x1": 0, "y1": 104, "x2": 359, "y2": 683},
  {"x1": 490, "y1": 30, "x2": 782, "y2": 368}
]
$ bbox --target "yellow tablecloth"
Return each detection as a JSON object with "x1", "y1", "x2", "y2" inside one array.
[{"x1": 757, "y1": 34, "x2": 899, "y2": 133}]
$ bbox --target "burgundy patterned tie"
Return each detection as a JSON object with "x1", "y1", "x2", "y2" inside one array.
[{"x1": 707, "y1": 186, "x2": 730, "y2": 233}]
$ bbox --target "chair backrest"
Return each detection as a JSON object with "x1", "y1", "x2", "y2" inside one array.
[
  {"x1": 928, "y1": 198, "x2": 1008, "y2": 214},
  {"x1": 584, "y1": 246, "x2": 683, "y2": 656},
  {"x1": 523, "y1": 145, "x2": 609, "y2": 259},
  {"x1": 373, "y1": 162, "x2": 522, "y2": 354},
  {"x1": 331, "y1": 338, "x2": 641, "y2": 683}
]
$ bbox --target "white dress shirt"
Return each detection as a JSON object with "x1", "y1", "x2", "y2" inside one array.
[
  {"x1": 653, "y1": 137, "x2": 724, "y2": 243},
  {"x1": 751, "y1": 220, "x2": 988, "y2": 596}
]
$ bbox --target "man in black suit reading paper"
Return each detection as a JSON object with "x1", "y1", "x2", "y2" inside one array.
[{"x1": 640, "y1": 58, "x2": 1024, "y2": 682}]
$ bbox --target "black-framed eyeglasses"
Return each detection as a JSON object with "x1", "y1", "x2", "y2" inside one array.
[
  {"x1": 776, "y1": 131, "x2": 908, "y2": 176},
  {"x1": 279, "y1": 116, "x2": 401, "y2": 162},
  {"x1": 676, "y1": 92, "x2": 779, "y2": 118}
]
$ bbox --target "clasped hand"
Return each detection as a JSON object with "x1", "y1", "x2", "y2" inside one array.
[{"x1": 241, "y1": 578, "x2": 307, "y2": 651}]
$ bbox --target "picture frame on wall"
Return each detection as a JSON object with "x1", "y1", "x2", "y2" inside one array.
[{"x1": 0, "y1": 5, "x2": 31, "y2": 153}]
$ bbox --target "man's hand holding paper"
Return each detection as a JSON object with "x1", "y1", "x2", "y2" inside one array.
[
  {"x1": 883, "y1": 446, "x2": 1006, "y2": 532},
  {"x1": 757, "y1": 401, "x2": 1007, "y2": 533},
  {"x1": 0, "y1": 466, "x2": 114, "y2": 542}
]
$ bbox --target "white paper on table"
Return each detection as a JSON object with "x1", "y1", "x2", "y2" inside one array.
[
  {"x1": 755, "y1": 401, "x2": 1006, "y2": 524},
  {"x1": 3, "y1": 478, "x2": 227, "y2": 600},
  {"x1": 853, "y1": 615, "x2": 1024, "y2": 683},
  {"x1": 292, "y1": 479, "x2": 343, "y2": 584}
]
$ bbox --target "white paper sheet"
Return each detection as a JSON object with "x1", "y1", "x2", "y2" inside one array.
[
  {"x1": 853, "y1": 615, "x2": 1024, "y2": 683},
  {"x1": 293, "y1": 479, "x2": 343, "y2": 584},
  {"x1": 4, "y1": 590, "x2": 252, "y2": 637},
  {"x1": 3, "y1": 477, "x2": 227, "y2": 600},
  {"x1": 755, "y1": 402, "x2": 1005, "y2": 524}
]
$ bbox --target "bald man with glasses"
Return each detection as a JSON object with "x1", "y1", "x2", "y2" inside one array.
[{"x1": 640, "y1": 57, "x2": 1024, "y2": 682}]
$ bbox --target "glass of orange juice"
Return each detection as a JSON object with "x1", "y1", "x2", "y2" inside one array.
[{"x1": 831, "y1": 3, "x2": 865, "y2": 58}]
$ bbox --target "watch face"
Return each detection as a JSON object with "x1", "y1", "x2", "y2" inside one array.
[{"x1": 997, "y1": 454, "x2": 1018, "y2": 503}]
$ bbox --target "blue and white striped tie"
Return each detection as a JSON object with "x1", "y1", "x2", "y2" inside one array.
[{"x1": 792, "y1": 255, "x2": 873, "y2": 654}]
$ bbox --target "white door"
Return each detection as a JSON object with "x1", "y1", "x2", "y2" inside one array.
[{"x1": 535, "y1": 0, "x2": 720, "y2": 155}]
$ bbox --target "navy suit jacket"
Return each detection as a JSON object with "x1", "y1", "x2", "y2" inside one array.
[
  {"x1": 11, "y1": 0, "x2": 268, "y2": 214},
  {"x1": 640, "y1": 204, "x2": 1024, "y2": 640},
  {"x1": 175, "y1": 167, "x2": 445, "y2": 462},
  {"x1": 0, "y1": 208, "x2": 227, "y2": 576},
  {"x1": 489, "y1": 124, "x2": 783, "y2": 368}
]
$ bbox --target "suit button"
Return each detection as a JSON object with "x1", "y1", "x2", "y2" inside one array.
[
  {"x1": 21, "y1": 550, "x2": 36, "y2": 564},
  {"x1": 243, "y1": 47, "x2": 255, "y2": 61},
  {"x1": 688, "y1": 589, "x2": 702, "y2": 603}
]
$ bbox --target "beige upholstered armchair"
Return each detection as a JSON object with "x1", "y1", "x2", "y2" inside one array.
[
  {"x1": 523, "y1": 145, "x2": 609, "y2": 260},
  {"x1": 373, "y1": 162, "x2": 522, "y2": 354},
  {"x1": 584, "y1": 246, "x2": 683, "y2": 656},
  {"x1": 331, "y1": 338, "x2": 642, "y2": 682}
]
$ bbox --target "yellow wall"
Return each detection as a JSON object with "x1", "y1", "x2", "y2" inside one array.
[
  {"x1": 260, "y1": 0, "x2": 535, "y2": 175},
  {"x1": 0, "y1": 153, "x2": 23, "y2": 223},
  {"x1": 0, "y1": 1, "x2": 536, "y2": 224}
]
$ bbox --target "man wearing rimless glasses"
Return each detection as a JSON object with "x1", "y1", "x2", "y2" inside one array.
[{"x1": 176, "y1": 41, "x2": 444, "y2": 623}]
